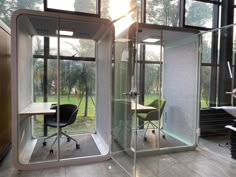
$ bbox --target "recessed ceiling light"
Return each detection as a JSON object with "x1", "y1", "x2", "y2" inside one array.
[
  {"x1": 56, "y1": 30, "x2": 73, "y2": 36},
  {"x1": 142, "y1": 38, "x2": 160, "y2": 43}
]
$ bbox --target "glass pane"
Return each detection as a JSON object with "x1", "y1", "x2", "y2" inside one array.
[
  {"x1": 201, "y1": 66, "x2": 211, "y2": 108},
  {"x1": 145, "y1": 45, "x2": 161, "y2": 62},
  {"x1": 201, "y1": 32, "x2": 213, "y2": 63},
  {"x1": 58, "y1": 18, "x2": 100, "y2": 160},
  {"x1": 0, "y1": 0, "x2": 44, "y2": 27},
  {"x1": 163, "y1": 34, "x2": 199, "y2": 147},
  {"x1": 234, "y1": 9, "x2": 236, "y2": 24},
  {"x1": 59, "y1": 60, "x2": 96, "y2": 135},
  {"x1": 17, "y1": 15, "x2": 58, "y2": 164},
  {"x1": 59, "y1": 38, "x2": 95, "y2": 57},
  {"x1": 111, "y1": 2, "x2": 138, "y2": 177},
  {"x1": 146, "y1": 0, "x2": 180, "y2": 26},
  {"x1": 47, "y1": 0, "x2": 97, "y2": 14},
  {"x1": 101, "y1": 0, "x2": 136, "y2": 20},
  {"x1": 144, "y1": 64, "x2": 160, "y2": 105},
  {"x1": 185, "y1": 0, "x2": 214, "y2": 28}
]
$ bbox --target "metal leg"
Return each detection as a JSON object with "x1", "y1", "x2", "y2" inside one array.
[
  {"x1": 144, "y1": 122, "x2": 150, "y2": 138},
  {"x1": 50, "y1": 135, "x2": 58, "y2": 149},
  {"x1": 150, "y1": 122, "x2": 166, "y2": 138},
  {"x1": 43, "y1": 132, "x2": 57, "y2": 142},
  {"x1": 61, "y1": 132, "x2": 80, "y2": 149},
  {"x1": 137, "y1": 121, "x2": 149, "y2": 129},
  {"x1": 61, "y1": 132, "x2": 78, "y2": 144}
]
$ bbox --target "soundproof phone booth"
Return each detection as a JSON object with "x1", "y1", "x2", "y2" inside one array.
[
  {"x1": 11, "y1": 9, "x2": 114, "y2": 170},
  {"x1": 11, "y1": 8, "x2": 200, "y2": 176},
  {"x1": 110, "y1": 22, "x2": 200, "y2": 177},
  {"x1": 135, "y1": 24, "x2": 200, "y2": 155}
]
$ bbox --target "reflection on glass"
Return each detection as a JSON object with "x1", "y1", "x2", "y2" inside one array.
[{"x1": 185, "y1": 0, "x2": 213, "y2": 28}]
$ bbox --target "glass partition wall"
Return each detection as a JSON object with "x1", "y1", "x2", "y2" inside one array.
[
  {"x1": 111, "y1": 5, "x2": 139, "y2": 177},
  {"x1": 135, "y1": 24, "x2": 200, "y2": 156},
  {"x1": 111, "y1": 22, "x2": 200, "y2": 176},
  {"x1": 12, "y1": 10, "x2": 113, "y2": 169},
  {"x1": 199, "y1": 24, "x2": 236, "y2": 160}
]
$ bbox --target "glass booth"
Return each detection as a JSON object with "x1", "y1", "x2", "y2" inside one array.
[
  {"x1": 135, "y1": 24, "x2": 200, "y2": 155},
  {"x1": 110, "y1": 22, "x2": 200, "y2": 177},
  {"x1": 11, "y1": 9, "x2": 114, "y2": 170},
  {"x1": 11, "y1": 6, "x2": 200, "y2": 177}
]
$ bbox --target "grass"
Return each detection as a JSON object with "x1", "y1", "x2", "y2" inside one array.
[
  {"x1": 33, "y1": 93, "x2": 208, "y2": 137},
  {"x1": 33, "y1": 94, "x2": 96, "y2": 137}
]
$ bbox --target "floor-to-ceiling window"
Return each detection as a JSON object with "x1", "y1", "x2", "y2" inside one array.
[
  {"x1": 183, "y1": 0, "x2": 221, "y2": 108},
  {"x1": 32, "y1": 36, "x2": 96, "y2": 137}
]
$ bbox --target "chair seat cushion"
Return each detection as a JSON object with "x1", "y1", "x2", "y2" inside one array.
[{"x1": 137, "y1": 113, "x2": 148, "y2": 120}]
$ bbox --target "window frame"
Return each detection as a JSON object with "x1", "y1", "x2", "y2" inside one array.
[{"x1": 43, "y1": 0, "x2": 101, "y2": 17}]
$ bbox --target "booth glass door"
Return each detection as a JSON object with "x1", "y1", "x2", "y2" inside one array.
[{"x1": 111, "y1": 5, "x2": 139, "y2": 177}]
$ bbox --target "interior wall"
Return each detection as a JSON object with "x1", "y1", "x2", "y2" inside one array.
[
  {"x1": 163, "y1": 36, "x2": 199, "y2": 145},
  {"x1": 96, "y1": 31, "x2": 112, "y2": 151},
  {"x1": 17, "y1": 17, "x2": 33, "y2": 158},
  {"x1": 0, "y1": 21, "x2": 11, "y2": 160}
]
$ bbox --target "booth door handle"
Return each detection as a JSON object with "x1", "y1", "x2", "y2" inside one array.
[
  {"x1": 122, "y1": 91, "x2": 139, "y2": 98},
  {"x1": 226, "y1": 88, "x2": 236, "y2": 98}
]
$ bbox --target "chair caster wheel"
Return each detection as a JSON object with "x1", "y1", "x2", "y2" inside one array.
[
  {"x1": 144, "y1": 137, "x2": 147, "y2": 141},
  {"x1": 50, "y1": 149, "x2": 53, "y2": 154},
  {"x1": 152, "y1": 130, "x2": 155, "y2": 134},
  {"x1": 43, "y1": 142, "x2": 47, "y2": 146},
  {"x1": 67, "y1": 137, "x2": 71, "y2": 142},
  {"x1": 162, "y1": 135, "x2": 166, "y2": 139},
  {"x1": 76, "y1": 144, "x2": 80, "y2": 149}
]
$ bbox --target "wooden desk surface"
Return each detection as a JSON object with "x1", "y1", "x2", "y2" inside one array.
[{"x1": 19, "y1": 102, "x2": 56, "y2": 116}]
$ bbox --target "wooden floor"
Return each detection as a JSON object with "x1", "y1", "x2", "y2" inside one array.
[
  {"x1": 1, "y1": 146, "x2": 236, "y2": 177},
  {"x1": 199, "y1": 135, "x2": 232, "y2": 159}
]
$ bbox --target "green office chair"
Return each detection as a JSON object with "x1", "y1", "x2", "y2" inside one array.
[{"x1": 137, "y1": 99, "x2": 166, "y2": 141}]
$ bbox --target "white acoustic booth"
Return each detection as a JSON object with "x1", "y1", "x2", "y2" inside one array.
[
  {"x1": 11, "y1": 9, "x2": 200, "y2": 175},
  {"x1": 11, "y1": 9, "x2": 113, "y2": 170}
]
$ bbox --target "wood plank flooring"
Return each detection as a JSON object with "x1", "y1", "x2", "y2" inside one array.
[{"x1": 1, "y1": 147, "x2": 236, "y2": 177}]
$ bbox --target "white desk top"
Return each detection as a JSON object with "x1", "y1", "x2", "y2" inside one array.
[
  {"x1": 225, "y1": 125, "x2": 236, "y2": 132},
  {"x1": 19, "y1": 102, "x2": 56, "y2": 116},
  {"x1": 213, "y1": 106, "x2": 236, "y2": 117},
  {"x1": 132, "y1": 103, "x2": 156, "y2": 113}
]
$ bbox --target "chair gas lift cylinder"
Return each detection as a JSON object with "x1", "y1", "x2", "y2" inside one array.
[{"x1": 11, "y1": 9, "x2": 114, "y2": 170}]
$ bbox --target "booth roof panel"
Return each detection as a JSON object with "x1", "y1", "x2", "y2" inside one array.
[
  {"x1": 13, "y1": 9, "x2": 112, "y2": 40},
  {"x1": 137, "y1": 23, "x2": 199, "y2": 44},
  {"x1": 29, "y1": 16, "x2": 104, "y2": 39}
]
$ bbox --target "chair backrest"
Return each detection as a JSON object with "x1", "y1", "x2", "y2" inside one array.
[
  {"x1": 146, "y1": 99, "x2": 166, "y2": 121},
  {"x1": 50, "y1": 104, "x2": 78, "y2": 126}
]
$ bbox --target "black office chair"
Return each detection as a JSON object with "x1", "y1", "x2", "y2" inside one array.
[
  {"x1": 43, "y1": 104, "x2": 80, "y2": 154},
  {"x1": 137, "y1": 99, "x2": 166, "y2": 141}
]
